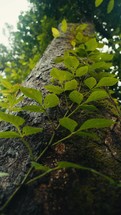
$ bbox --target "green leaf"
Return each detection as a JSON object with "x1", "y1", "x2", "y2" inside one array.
[
  {"x1": 76, "y1": 32, "x2": 83, "y2": 42},
  {"x1": 50, "y1": 68, "x2": 73, "y2": 83},
  {"x1": 64, "y1": 56, "x2": 79, "y2": 71},
  {"x1": 0, "y1": 112, "x2": 25, "y2": 127},
  {"x1": 22, "y1": 126, "x2": 43, "y2": 137},
  {"x1": 45, "y1": 85, "x2": 63, "y2": 95},
  {"x1": 64, "y1": 79, "x2": 78, "y2": 91},
  {"x1": 57, "y1": 161, "x2": 91, "y2": 170},
  {"x1": 0, "y1": 131, "x2": 20, "y2": 138},
  {"x1": 0, "y1": 79, "x2": 12, "y2": 89},
  {"x1": 0, "y1": 172, "x2": 9, "y2": 177},
  {"x1": 98, "y1": 53, "x2": 113, "y2": 61},
  {"x1": 57, "y1": 161, "x2": 115, "y2": 184},
  {"x1": 95, "y1": 0, "x2": 104, "y2": 7},
  {"x1": 61, "y1": 19, "x2": 67, "y2": 33},
  {"x1": 44, "y1": 94, "x2": 59, "y2": 108},
  {"x1": 31, "y1": 162, "x2": 51, "y2": 171},
  {"x1": 90, "y1": 62, "x2": 112, "y2": 71},
  {"x1": 76, "y1": 131, "x2": 99, "y2": 140},
  {"x1": 0, "y1": 101, "x2": 9, "y2": 109},
  {"x1": 20, "y1": 87, "x2": 42, "y2": 105},
  {"x1": 84, "y1": 77, "x2": 97, "y2": 89},
  {"x1": 85, "y1": 38, "x2": 98, "y2": 51},
  {"x1": 59, "y1": 117, "x2": 78, "y2": 132},
  {"x1": 22, "y1": 105, "x2": 44, "y2": 113},
  {"x1": 76, "y1": 66, "x2": 88, "y2": 77},
  {"x1": 79, "y1": 118, "x2": 114, "y2": 130},
  {"x1": 96, "y1": 77, "x2": 118, "y2": 87},
  {"x1": 7, "y1": 95, "x2": 24, "y2": 107},
  {"x1": 52, "y1": 27, "x2": 60, "y2": 38},
  {"x1": 80, "y1": 105, "x2": 98, "y2": 111},
  {"x1": 85, "y1": 90, "x2": 109, "y2": 103},
  {"x1": 69, "y1": 90, "x2": 83, "y2": 104},
  {"x1": 107, "y1": 0, "x2": 114, "y2": 13}
]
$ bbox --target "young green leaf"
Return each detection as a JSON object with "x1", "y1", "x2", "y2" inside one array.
[
  {"x1": 76, "y1": 32, "x2": 83, "y2": 42},
  {"x1": 64, "y1": 79, "x2": 78, "y2": 91},
  {"x1": 69, "y1": 90, "x2": 83, "y2": 104},
  {"x1": 59, "y1": 117, "x2": 78, "y2": 132},
  {"x1": 90, "y1": 61, "x2": 112, "y2": 71},
  {"x1": 61, "y1": 19, "x2": 67, "y2": 33},
  {"x1": 96, "y1": 77, "x2": 118, "y2": 87},
  {"x1": 0, "y1": 172, "x2": 9, "y2": 177},
  {"x1": 20, "y1": 86, "x2": 42, "y2": 105},
  {"x1": 107, "y1": 0, "x2": 114, "y2": 13},
  {"x1": 22, "y1": 126, "x2": 43, "y2": 137},
  {"x1": 95, "y1": 0, "x2": 104, "y2": 7},
  {"x1": 85, "y1": 90, "x2": 109, "y2": 103},
  {"x1": 44, "y1": 94, "x2": 59, "y2": 108},
  {"x1": 97, "y1": 53, "x2": 113, "y2": 61},
  {"x1": 0, "y1": 112, "x2": 25, "y2": 127},
  {"x1": 22, "y1": 105, "x2": 45, "y2": 113},
  {"x1": 0, "y1": 79, "x2": 12, "y2": 89},
  {"x1": 64, "y1": 56, "x2": 79, "y2": 71},
  {"x1": 0, "y1": 101, "x2": 9, "y2": 109},
  {"x1": 79, "y1": 118, "x2": 114, "y2": 130},
  {"x1": 76, "y1": 66, "x2": 88, "y2": 77},
  {"x1": 50, "y1": 68, "x2": 73, "y2": 83},
  {"x1": 7, "y1": 94, "x2": 24, "y2": 107},
  {"x1": 85, "y1": 38, "x2": 98, "y2": 51},
  {"x1": 45, "y1": 85, "x2": 64, "y2": 95},
  {"x1": 0, "y1": 131, "x2": 20, "y2": 138},
  {"x1": 31, "y1": 162, "x2": 51, "y2": 171},
  {"x1": 52, "y1": 27, "x2": 60, "y2": 38},
  {"x1": 84, "y1": 77, "x2": 97, "y2": 89}
]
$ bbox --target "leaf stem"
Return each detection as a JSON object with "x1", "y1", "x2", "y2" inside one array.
[{"x1": 52, "y1": 132, "x2": 74, "y2": 146}]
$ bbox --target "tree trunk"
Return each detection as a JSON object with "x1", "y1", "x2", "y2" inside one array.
[{"x1": 0, "y1": 24, "x2": 121, "y2": 215}]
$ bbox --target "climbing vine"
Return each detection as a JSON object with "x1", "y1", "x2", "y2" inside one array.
[{"x1": 0, "y1": 20, "x2": 121, "y2": 211}]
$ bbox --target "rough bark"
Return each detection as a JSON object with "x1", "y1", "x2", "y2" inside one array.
[{"x1": 0, "y1": 24, "x2": 121, "y2": 215}]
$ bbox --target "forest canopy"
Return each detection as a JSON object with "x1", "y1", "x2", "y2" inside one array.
[{"x1": 0, "y1": 0, "x2": 121, "y2": 96}]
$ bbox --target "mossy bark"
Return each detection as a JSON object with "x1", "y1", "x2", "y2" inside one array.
[{"x1": 0, "y1": 24, "x2": 121, "y2": 215}]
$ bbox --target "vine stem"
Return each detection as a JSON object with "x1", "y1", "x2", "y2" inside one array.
[
  {"x1": 0, "y1": 166, "x2": 33, "y2": 212},
  {"x1": 16, "y1": 126, "x2": 35, "y2": 161},
  {"x1": 36, "y1": 131, "x2": 55, "y2": 161},
  {"x1": 0, "y1": 131, "x2": 55, "y2": 212},
  {"x1": 21, "y1": 137, "x2": 34, "y2": 161},
  {"x1": 26, "y1": 167, "x2": 59, "y2": 185},
  {"x1": 52, "y1": 132, "x2": 74, "y2": 146},
  {"x1": 26, "y1": 169, "x2": 52, "y2": 185}
]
